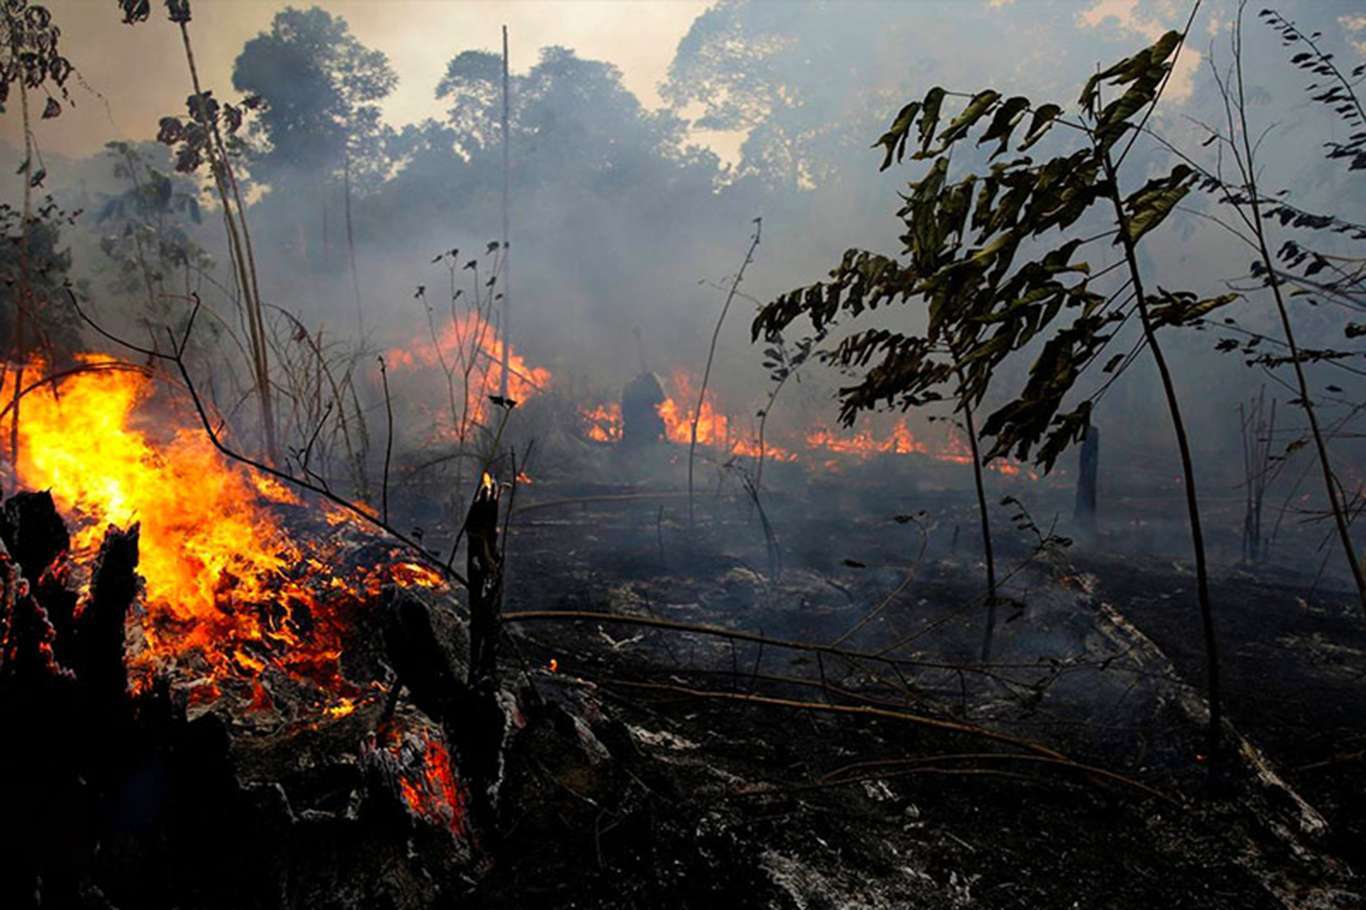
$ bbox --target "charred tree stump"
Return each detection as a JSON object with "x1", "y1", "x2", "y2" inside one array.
[
  {"x1": 621, "y1": 371, "x2": 666, "y2": 449},
  {"x1": 0, "y1": 490, "x2": 71, "y2": 584},
  {"x1": 467, "y1": 473, "x2": 504, "y2": 691},
  {"x1": 0, "y1": 504, "x2": 143, "y2": 909},
  {"x1": 462, "y1": 472, "x2": 507, "y2": 834},
  {"x1": 1074, "y1": 424, "x2": 1100, "y2": 542},
  {"x1": 77, "y1": 524, "x2": 141, "y2": 715}
]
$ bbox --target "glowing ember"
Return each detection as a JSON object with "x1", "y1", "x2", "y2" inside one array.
[
  {"x1": 547, "y1": 657, "x2": 558, "y2": 673},
  {"x1": 397, "y1": 734, "x2": 468, "y2": 836},
  {"x1": 325, "y1": 697, "x2": 358, "y2": 718},
  {"x1": 390, "y1": 560, "x2": 445, "y2": 589}
]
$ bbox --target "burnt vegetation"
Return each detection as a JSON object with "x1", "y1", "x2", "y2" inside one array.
[{"x1": 1, "y1": 1, "x2": 1365, "y2": 908}]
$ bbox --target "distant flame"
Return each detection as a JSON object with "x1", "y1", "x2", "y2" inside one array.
[
  {"x1": 805, "y1": 418, "x2": 928, "y2": 457},
  {"x1": 581, "y1": 402, "x2": 623, "y2": 442},
  {"x1": 386, "y1": 312, "x2": 551, "y2": 431},
  {"x1": 572, "y1": 371, "x2": 1032, "y2": 477}
]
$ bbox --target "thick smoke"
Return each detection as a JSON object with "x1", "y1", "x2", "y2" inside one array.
[{"x1": 2, "y1": 0, "x2": 1363, "y2": 497}]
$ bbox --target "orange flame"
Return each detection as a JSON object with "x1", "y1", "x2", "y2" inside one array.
[
  {"x1": 385, "y1": 312, "x2": 551, "y2": 430},
  {"x1": 4, "y1": 357, "x2": 436, "y2": 701},
  {"x1": 656, "y1": 370, "x2": 727, "y2": 446},
  {"x1": 580, "y1": 402, "x2": 622, "y2": 443},
  {"x1": 805, "y1": 417, "x2": 929, "y2": 457},
  {"x1": 396, "y1": 733, "x2": 468, "y2": 836}
]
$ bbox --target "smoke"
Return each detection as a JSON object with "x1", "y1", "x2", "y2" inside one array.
[{"x1": 2, "y1": 0, "x2": 1363, "y2": 497}]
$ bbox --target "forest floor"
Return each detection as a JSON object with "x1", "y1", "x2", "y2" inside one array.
[
  {"x1": 464, "y1": 456, "x2": 1365, "y2": 908},
  {"x1": 10, "y1": 451, "x2": 1361, "y2": 909}
]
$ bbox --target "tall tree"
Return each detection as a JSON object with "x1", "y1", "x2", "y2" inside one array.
[
  {"x1": 232, "y1": 5, "x2": 396, "y2": 331},
  {"x1": 232, "y1": 6, "x2": 396, "y2": 189}
]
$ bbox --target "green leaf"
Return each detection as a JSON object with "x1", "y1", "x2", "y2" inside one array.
[
  {"x1": 1147, "y1": 290, "x2": 1240, "y2": 328},
  {"x1": 1017, "y1": 103, "x2": 1062, "y2": 151},
  {"x1": 874, "y1": 100, "x2": 921, "y2": 171},
  {"x1": 978, "y1": 95, "x2": 1031, "y2": 159},
  {"x1": 916, "y1": 87, "x2": 947, "y2": 156},
  {"x1": 936, "y1": 89, "x2": 1002, "y2": 148},
  {"x1": 1122, "y1": 164, "x2": 1195, "y2": 244}
]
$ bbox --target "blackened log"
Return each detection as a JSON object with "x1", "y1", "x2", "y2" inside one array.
[
  {"x1": 382, "y1": 587, "x2": 471, "y2": 721},
  {"x1": 463, "y1": 474, "x2": 507, "y2": 835},
  {"x1": 0, "y1": 539, "x2": 73, "y2": 684}
]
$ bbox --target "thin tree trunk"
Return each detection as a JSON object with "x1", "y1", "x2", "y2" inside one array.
[
  {"x1": 9, "y1": 76, "x2": 33, "y2": 464},
  {"x1": 344, "y1": 149, "x2": 363, "y2": 339},
  {"x1": 1231, "y1": 18, "x2": 1366, "y2": 614},
  {"x1": 955, "y1": 364, "x2": 998, "y2": 664},
  {"x1": 175, "y1": 18, "x2": 278, "y2": 465},
  {"x1": 1101, "y1": 147, "x2": 1222, "y2": 763},
  {"x1": 689, "y1": 221, "x2": 761, "y2": 531},
  {"x1": 499, "y1": 24, "x2": 511, "y2": 400}
]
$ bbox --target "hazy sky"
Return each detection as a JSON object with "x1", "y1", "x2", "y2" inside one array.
[
  {"x1": 14, "y1": 0, "x2": 1364, "y2": 166},
  {"x1": 3, "y1": 0, "x2": 713, "y2": 159}
]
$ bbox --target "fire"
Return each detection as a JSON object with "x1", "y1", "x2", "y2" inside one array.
[
  {"x1": 657, "y1": 370, "x2": 728, "y2": 447},
  {"x1": 647, "y1": 370, "x2": 797, "y2": 461},
  {"x1": 385, "y1": 311, "x2": 552, "y2": 429},
  {"x1": 547, "y1": 657, "x2": 558, "y2": 673},
  {"x1": 572, "y1": 371, "x2": 1033, "y2": 474},
  {"x1": 581, "y1": 402, "x2": 622, "y2": 443},
  {"x1": 390, "y1": 560, "x2": 445, "y2": 589},
  {"x1": 804, "y1": 418, "x2": 1035, "y2": 477},
  {"x1": 804, "y1": 417, "x2": 929, "y2": 457},
  {"x1": 3, "y1": 356, "x2": 436, "y2": 701},
  {"x1": 396, "y1": 733, "x2": 468, "y2": 836},
  {"x1": 325, "y1": 697, "x2": 357, "y2": 718}
]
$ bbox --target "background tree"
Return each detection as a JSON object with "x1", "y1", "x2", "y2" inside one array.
[
  {"x1": 1, "y1": 0, "x2": 75, "y2": 461},
  {"x1": 95, "y1": 140, "x2": 212, "y2": 325},
  {"x1": 232, "y1": 5, "x2": 397, "y2": 332}
]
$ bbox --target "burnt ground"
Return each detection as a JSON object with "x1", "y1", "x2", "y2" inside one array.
[
  {"x1": 5, "y1": 449, "x2": 1363, "y2": 909},
  {"x1": 463, "y1": 450, "x2": 1365, "y2": 908}
]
